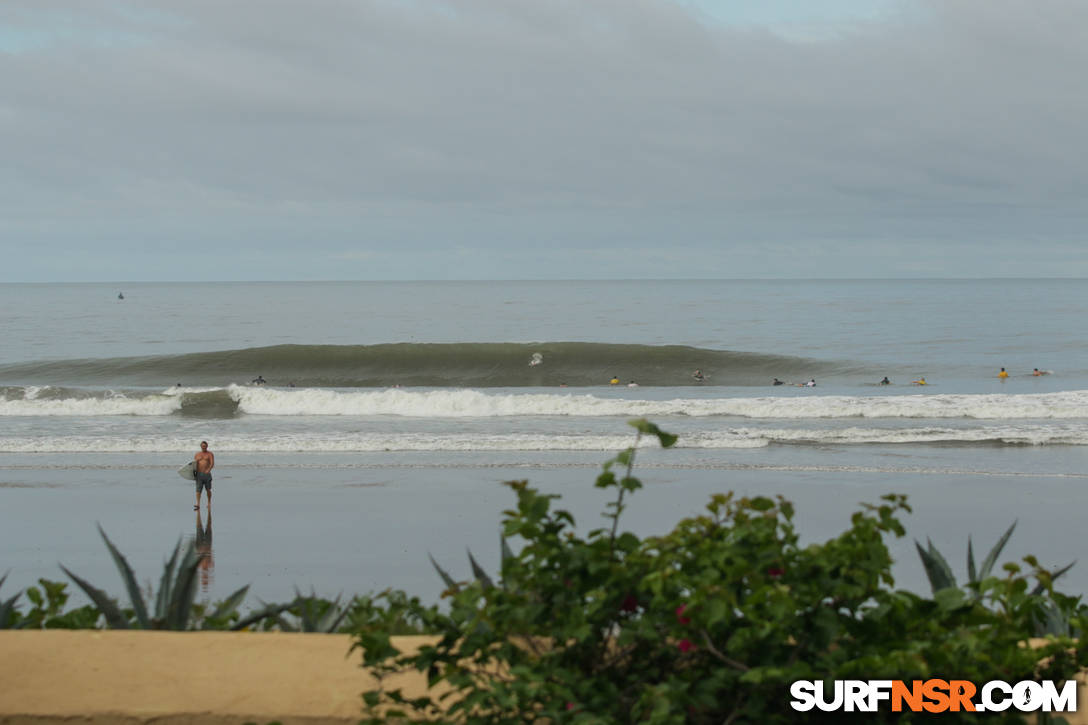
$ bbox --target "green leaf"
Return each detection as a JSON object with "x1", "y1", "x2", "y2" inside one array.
[
  {"x1": 429, "y1": 554, "x2": 458, "y2": 592},
  {"x1": 155, "y1": 540, "x2": 182, "y2": 621},
  {"x1": 59, "y1": 565, "x2": 130, "y2": 629},
  {"x1": 750, "y1": 496, "x2": 775, "y2": 512},
  {"x1": 167, "y1": 541, "x2": 201, "y2": 630},
  {"x1": 467, "y1": 550, "x2": 494, "y2": 590},
  {"x1": 230, "y1": 600, "x2": 297, "y2": 631},
  {"x1": 967, "y1": 536, "x2": 977, "y2": 583},
  {"x1": 97, "y1": 525, "x2": 150, "y2": 628},
  {"x1": 207, "y1": 585, "x2": 250, "y2": 623},
  {"x1": 915, "y1": 539, "x2": 957, "y2": 593},
  {"x1": 0, "y1": 592, "x2": 21, "y2": 629},
  {"x1": 627, "y1": 418, "x2": 678, "y2": 448},
  {"x1": 934, "y1": 586, "x2": 968, "y2": 612},
  {"x1": 979, "y1": 521, "x2": 1017, "y2": 581}
]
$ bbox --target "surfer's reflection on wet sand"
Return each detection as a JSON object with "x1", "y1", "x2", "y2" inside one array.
[{"x1": 195, "y1": 509, "x2": 214, "y2": 593}]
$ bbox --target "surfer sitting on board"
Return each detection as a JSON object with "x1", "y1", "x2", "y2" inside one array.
[
  {"x1": 880, "y1": 377, "x2": 890, "y2": 385},
  {"x1": 772, "y1": 378, "x2": 784, "y2": 386},
  {"x1": 692, "y1": 369, "x2": 704, "y2": 382},
  {"x1": 194, "y1": 441, "x2": 214, "y2": 511}
]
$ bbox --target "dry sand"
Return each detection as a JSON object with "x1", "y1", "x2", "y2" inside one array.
[
  {"x1": 3, "y1": 631, "x2": 1088, "y2": 723},
  {"x1": 0, "y1": 630, "x2": 437, "y2": 725}
]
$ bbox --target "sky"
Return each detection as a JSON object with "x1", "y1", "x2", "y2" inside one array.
[{"x1": 1, "y1": 0, "x2": 1086, "y2": 281}]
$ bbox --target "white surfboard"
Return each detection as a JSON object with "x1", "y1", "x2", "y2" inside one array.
[{"x1": 178, "y1": 461, "x2": 197, "y2": 481}]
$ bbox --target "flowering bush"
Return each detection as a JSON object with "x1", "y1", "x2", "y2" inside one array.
[{"x1": 354, "y1": 420, "x2": 1087, "y2": 723}]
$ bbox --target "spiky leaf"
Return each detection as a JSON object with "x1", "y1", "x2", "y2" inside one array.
[
  {"x1": 314, "y1": 595, "x2": 349, "y2": 633},
  {"x1": 166, "y1": 541, "x2": 201, "y2": 630},
  {"x1": 967, "y1": 536, "x2": 977, "y2": 583},
  {"x1": 60, "y1": 565, "x2": 130, "y2": 629},
  {"x1": 0, "y1": 588, "x2": 21, "y2": 630},
  {"x1": 155, "y1": 540, "x2": 183, "y2": 621},
  {"x1": 207, "y1": 585, "x2": 250, "y2": 623},
  {"x1": 97, "y1": 525, "x2": 150, "y2": 628},
  {"x1": 230, "y1": 600, "x2": 297, "y2": 631},
  {"x1": 979, "y1": 521, "x2": 1017, "y2": 581},
  {"x1": 1031, "y1": 560, "x2": 1077, "y2": 596},
  {"x1": 429, "y1": 554, "x2": 458, "y2": 592},
  {"x1": 915, "y1": 540, "x2": 957, "y2": 593},
  {"x1": 467, "y1": 549, "x2": 494, "y2": 590}
]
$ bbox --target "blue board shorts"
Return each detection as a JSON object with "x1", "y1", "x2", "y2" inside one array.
[{"x1": 195, "y1": 472, "x2": 212, "y2": 493}]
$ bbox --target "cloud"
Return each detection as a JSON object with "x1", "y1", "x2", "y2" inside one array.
[{"x1": 1, "y1": 0, "x2": 1086, "y2": 280}]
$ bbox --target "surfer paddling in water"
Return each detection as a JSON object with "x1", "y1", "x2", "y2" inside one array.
[{"x1": 194, "y1": 441, "x2": 214, "y2": 510}]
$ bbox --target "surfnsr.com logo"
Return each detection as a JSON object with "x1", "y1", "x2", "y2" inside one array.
[{"x1": 789, "y1": 679, "x2": 1078, "y2": 714}]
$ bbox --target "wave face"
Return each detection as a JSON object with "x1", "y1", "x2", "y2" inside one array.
[
  {"x1": 0, "y1": 343, "x2": 842, "y2": 388},
  {"x1": 1, "y1": 386, "x2": 1087, "y2": 420}
]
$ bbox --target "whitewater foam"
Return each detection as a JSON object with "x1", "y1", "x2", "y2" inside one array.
[
  {"x1": 3, "y1": 423, "x2": 1086, "y2": 453},
  {"x1": 1, "y1": 385, "x2": 1087, "y2": 420}
]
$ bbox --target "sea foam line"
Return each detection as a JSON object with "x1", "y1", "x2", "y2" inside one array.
[
  {"x1": 227, "y1": 386, "x2": 1088, "y2": 419},
  {"x1": 2, "y1": 424, "x2": 1086, "y2": 453},
  {"x1": 0, "y1": 385, "x2": 1087, "y2": 419}
]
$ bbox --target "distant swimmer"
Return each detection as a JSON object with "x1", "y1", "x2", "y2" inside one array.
[
  {"x1": 772, "y1": 378, "x2": 784, "y2": 386},
  {"x1": 880, "y1": 377, "x2": 891, "y2": 385},
  {"x1": 692, "y1": 369, "x2": 704, "y2": 382},
  {"x1": 998, "y1": 367, "x2": 1009, "y2": 379},
  {"x1": 912, "y1": 377, "x2": 927, "y2": 385},
  {"x1": 117, "y1": 292, "x2": 124, "y2": 300},
  {"x1": 804, "y1": 379, "x2": 816, "y2": 387},
  {"x1": 529, "y1": 353, "x2": 543, "y2": 367},
  {"x1": 251, "y1": 375, "x2": 267, "y2": 385},
  {"x1": 1033, "y1": 368, "x2": 1043, "y2": 376},
  {"x1": 627, "y1": 381, "x2": 639, "y2": 387},
  {"x1": 610, "y1": 376, "x2": 620, "y2": 385}
]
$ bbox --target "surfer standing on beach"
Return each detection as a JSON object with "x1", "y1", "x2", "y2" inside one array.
[{"x1": 194, "y1": 441, "x2": 214, "y2": 511}]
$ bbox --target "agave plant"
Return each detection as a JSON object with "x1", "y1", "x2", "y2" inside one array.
[
  {"x1": 268, "y1": 589, "x2": 352, "y2": 633},
  {"x1": 429, "y1": 535, "x2": 514, "y2": 594},
  {"x1": 61, "y1": 525, "x2": 251, "y2": 630},
  {"x1": 915, "y1": 520, "x2": 1074, "y2": 596},
  {"x1": 0, "y1": 572, "x2": 22, "y2": 629}
]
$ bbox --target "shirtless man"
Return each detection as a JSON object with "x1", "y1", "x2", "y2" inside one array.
[{"x1": 194, "y1": 441, "x2": 215, "y2": 510}]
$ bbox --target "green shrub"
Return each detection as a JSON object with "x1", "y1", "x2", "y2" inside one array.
[{"x1": 351, "y1": 419, "x2": 1088, "y2": 723}]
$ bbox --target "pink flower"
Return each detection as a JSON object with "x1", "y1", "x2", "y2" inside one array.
[
  {"x1": 566, "y1": 702, "x2": 576, "y2": 711},
  {"x1": 675, "y1": 604, "x2": 691, "y2": 625},
  {"x1": 620, "y1": 594, "x2": 639, "y2": 613},
  {"x1": 768, "y1": 567, "x2": 785, "y2": 578},
  {"x1": 677, "y1": 638, "x2": 696, "y2": 653}
]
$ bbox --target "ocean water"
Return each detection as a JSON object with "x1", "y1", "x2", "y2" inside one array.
[{"x1": 1, "y1": 279, "x2": 1086, "y2": 605}]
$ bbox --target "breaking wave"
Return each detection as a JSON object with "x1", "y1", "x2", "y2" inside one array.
[
  {"x1": 4, "y1": 424, "x2": 1088, "y2": 452},
  {"x1": 0, "y1": 386, "x2": 1087, "y2": 420}
]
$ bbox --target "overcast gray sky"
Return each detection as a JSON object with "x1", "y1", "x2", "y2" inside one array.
[{"x1": 2, "y1": 0, "x2": 1086, "y2": 281}]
